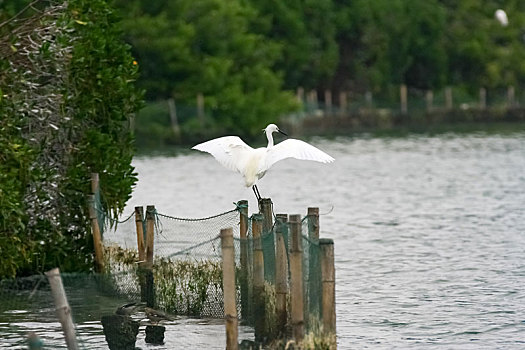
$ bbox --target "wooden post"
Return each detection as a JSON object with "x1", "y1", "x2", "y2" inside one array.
[
  {"x1": 309, "y1": 90, "x2": 318, "y2": 110},
  {"x1": 479, "y1": 87, "x2": 487, "y2": 109},
  {"x1": 275, "y1": 214, "x2": 288, "y2": 337},
  {"x1": 251, "y1": 214, "x2": 265, "y2": 341},
  {"x1": 297, "y1": 87, "x2": 305, "y2": 105},
  {"x1": 259, "y1": 198, "x2": 275, "y2": 284},
  {"x1": 145, "y1": 205, "x2": 156, "y2": 307},
  {"x1": 135, "y1": 206, "x2": 146, "y2": 302},
  {"x1": 221, "y1": 228, "x2": 239, "y2": 350},
  {"x1": 197, "y1": 93, "x2": 205, "y2": 126},
  {"x1": 91, "y1": 173, "x2": 99, "y2": 194},
  {"x1": 400, "y1": 84, "x2": 408, "y2": 114},
  {"x1": 324, "y1": 90, "x2": 332, "y2": 112},
  {"x1": 320, "y1": 239, "x2": 336, "y2": 335},
  {"x1": 87, "y1": 195, "x2": 104, "y2": 273},
  {"x1": 445, "y1": 87, "x2": 453, "y2": 109},
  {"x1": 339, "y1": 91, "x2": 347, "y2": 112},
  {"x1": 45, "y1": 268, "x2": 79, "y2": 350},
  {"x1": 426, "y1": 90, "x2": 434, "y2": 112},
  {"x1": 167, "y1": 98, "x2": 181, "y2": 138},
  {"x1": 135, "y1": 207, "x2": 146, "y2": 262},
  {"x1": 289, "y1": 214, "x2": 304, "y2": 343},
  {"x1": 307, "y1": 207, "x2": 321, "y2": 325},
  {"x1": 238, "y1": 200, "x2": 249, "y2": 320}
]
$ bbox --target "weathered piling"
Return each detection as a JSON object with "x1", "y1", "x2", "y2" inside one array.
[
  {"x1": 134, "y1": 206, "x2": 146, "y2": 301},
  {"x1": 289, "y1": 214, "x2": 304, "y2": 343},
  {"x1": 145, "y1": 205, "x2": 156, "y2": 307},
  {"x1": 251, "y1": 213, "x2": 265, "y2": 341},
  {"x1": 320, "y1": 239, "x2": 336, "y2": 335},
  {"x1": 101, "y1": 315, "x2": 140, "y2": 350},
  {"x1": 307, "y1": 207, "x2": 321, "y2": 325},
  {"x1": 221, "y1": 228, "x2": 239, "y2": 350},
  {"x1": 88, "y1": 173, "x2": 104, "y2": 272},
  {"x1": 45, "y1": 268, "x2": 79, "y2": 350},
  {"x1": 275, "y1": 213, "x2": 288, "y2": 337},
  {"x1": 400, "y1": 84, "x2": 408, "y2": 114},
  {"x1": 135, "y1": 206, "x2": 146, "y2": 261},
  {"x1": 87, "y1": 194, "x2": 104, "y2": 273},
  {"x1": 238, "y1": 200, "x2": 250, "y2": 319},
  {"x1": 145, "y1": 325, "x2": 166, "y2": 345},
  {"x1": 259, "y1": 198, "x2": 275, "y2": 284}
]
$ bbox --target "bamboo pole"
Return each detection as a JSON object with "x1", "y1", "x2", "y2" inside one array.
[
  {"x1": 320, "y1": 239, "x2": 336, "y2": 335},
  {"x1": 259, "y1": 198, "x2": 275, "y2": 284},
  {"x1": 45, "y1": 268, "x2": 79, "y2": 350},
  {"x1": 307, "y1": 207, "x2": 321, "y2": 325},
  {"x1": 238, "y1": 200, "x2": 249, "y2": 319},
  {"x1": 275, "y1": 213, "x2": 288, "y2": 336},
  {"x1": 87, "y1": 194, "x2": 104, "y2": 273},
  {"x1": 221, "y1": 228, "x2": 239, "y2": 350},
  {"x1": 400, "y1": 84, "x2": 408, "y2": 114},
  {"x1": 145, "y1": 205, "x2": 156, "y2": 307},
  {"x1": 289, "y1": 214, "x2": 304, "y2": 343},
  {"x1": 251, "y1": 213, "x2": 265, "y2": 341}
]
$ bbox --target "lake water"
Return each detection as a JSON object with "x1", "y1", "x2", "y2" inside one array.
[
  {"x1": 2, "y1": 131, "x2": 524, "y2": 349},
  {"x1": 123, "y1": 131, "x2": 525, "y2": 349}
]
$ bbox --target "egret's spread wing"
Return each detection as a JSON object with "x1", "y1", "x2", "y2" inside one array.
[
  {"x1": 264, "y1": 139, "x2": 334, "y2": 171},
  {"x1": 192, "y1": 136, "x2": 253, "y2": 172}
]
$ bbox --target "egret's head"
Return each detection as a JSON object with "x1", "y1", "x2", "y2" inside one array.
[{"x1": 263, "y1": 124, "x2": 287, "y2": 136}]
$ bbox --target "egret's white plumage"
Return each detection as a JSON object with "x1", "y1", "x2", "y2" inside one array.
[
  {"x1": 495, "y1": 9, "x2": 508, "y2": 27},
  {"x1": 192, "y1": 124, "x2": 334, "y2": 198}
]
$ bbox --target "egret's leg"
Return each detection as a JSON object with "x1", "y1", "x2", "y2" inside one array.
[{"x1": 252, "y1": 185, "x2": 261, "y2": 201}]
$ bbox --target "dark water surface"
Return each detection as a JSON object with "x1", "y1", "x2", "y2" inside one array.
[{"x1": 2, "y1": 132, "x2": 524, "y2": 349}]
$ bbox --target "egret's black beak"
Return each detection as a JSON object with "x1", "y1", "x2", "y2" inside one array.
[{"x1": 278, "y1": 129, "x2": 288, "y2": 137}]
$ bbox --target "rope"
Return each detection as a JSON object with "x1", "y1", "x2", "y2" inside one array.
[{"x1": 154, "y1": 207, "x2": 239, "y2": 222}]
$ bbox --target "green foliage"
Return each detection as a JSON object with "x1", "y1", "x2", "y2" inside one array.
[
  {"x1": 113, "y1": 0, "x2": 525, "y2": 121},
  {"x1": 154, "y1": 256, "x2": 223, "y2": 316},
  {"x1": 115, "y1": 0, "x2": 298, "y2": 139},
  {"x1": 0, "y1": 0, "x2": 142, "y2": 278}
]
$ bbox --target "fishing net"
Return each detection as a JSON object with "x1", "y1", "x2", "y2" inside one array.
[{"x1": 0, "y1": 197, "x2": 330, "y2": 348}]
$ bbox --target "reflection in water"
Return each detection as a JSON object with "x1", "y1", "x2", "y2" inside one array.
[{"x1": 2, "y1": 132, "x2": 524, "y2": 349}]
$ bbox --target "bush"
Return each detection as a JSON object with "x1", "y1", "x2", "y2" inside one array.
[{"x1": 0, "y1": 0, "x2": 143, "y2": 278}]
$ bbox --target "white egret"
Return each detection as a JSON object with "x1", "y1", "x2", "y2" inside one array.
[
  {"x1": 495, "y1": 9, "x2": 508, "y2": 27},
  {"x1": 192, "y1": 124, "x2": 334, "y2": 200}
]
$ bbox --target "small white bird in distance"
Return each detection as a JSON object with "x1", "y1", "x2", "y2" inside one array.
[
  {"x1": 192, "y1": 124, "x2": 334, "y2": 200},
  {"x1": 495, "y1": 9, "x2": 508, "y2": 27}
]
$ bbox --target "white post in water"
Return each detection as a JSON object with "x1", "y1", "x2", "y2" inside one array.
[{"x1": 45, "y1": 268, "x2": 79, "y2": 350}]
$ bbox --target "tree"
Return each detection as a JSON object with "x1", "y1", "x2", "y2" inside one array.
[
  {"x1": 0, "y1": 0, "x2": 142, "y2": 277},
  {"x1": 115, "y1": 0, "x2": 297, "y2": 138}
]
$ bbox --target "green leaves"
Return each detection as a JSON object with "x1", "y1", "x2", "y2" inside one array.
[
  {"x1": 0, "y1": 0, "x2": 142, "y2": 278},
  {"x1": 115, "y1": 0, "x2": 297, "y2": 139}
]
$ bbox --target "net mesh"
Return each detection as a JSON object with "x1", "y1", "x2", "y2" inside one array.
[{"x1": 1, "y1": 199, "x2": 331, "y2": 348}]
